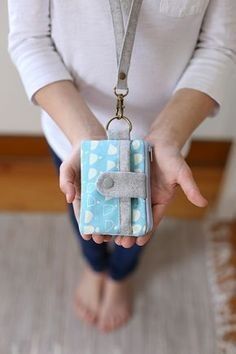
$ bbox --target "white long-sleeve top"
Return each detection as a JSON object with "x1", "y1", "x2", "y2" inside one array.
[{"x1": 7, "y1": 0, "x2": 236, "y2": 160}]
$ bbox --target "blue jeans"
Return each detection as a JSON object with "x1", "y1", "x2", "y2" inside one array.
[{"x1": 49, "y1": 147, "x2": 144, "y2": 281}]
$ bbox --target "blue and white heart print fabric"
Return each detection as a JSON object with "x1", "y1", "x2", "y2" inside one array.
[{"x1": 79, "y1": 139, "x2": 147, "y2": 236}]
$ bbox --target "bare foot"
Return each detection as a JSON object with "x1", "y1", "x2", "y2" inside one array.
[
  {"x1": 97, "y1": 276, "x2": 133, "y2": 332},
  {"x1": 75, "y1": 265, "x2": 105, "y2": 325}
]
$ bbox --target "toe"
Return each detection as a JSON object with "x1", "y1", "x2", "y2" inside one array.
[
  {"x1": 115, "y1": 310, "x2": 131, "y2": 329},
  {"x1": 75, "y1": 298, "x2": 97, "y2": 325},
  {"x1": 98, "y1": 311, "x2": 130, "y2": 332},
  {"x1": 84, "y1": 307, "x2": 97, "y2": 324},
  {"x1": 98, "y1": 318, "x2": 107, "y2": 332},
  {"x1": 112, "y1": 314, "x2": 122, "y2": 329},
  {"x1": 75, "y1": 298, "x2": 87, "y2": 320},
  {"x1": 109, "y1": 316, "x2": 117, "y2": 331}
]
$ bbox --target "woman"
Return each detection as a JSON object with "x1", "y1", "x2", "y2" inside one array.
[{"x1": 7, "y1": 0, "x2": 236, "y2": 332}]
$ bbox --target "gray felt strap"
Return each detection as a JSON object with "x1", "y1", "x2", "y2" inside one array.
[
  {"x1": 107, "y1": 128, "x2": 130, "y2": 140},
  {"x1": 109, "y1": 0, "x2": 143, "y2": 90},
  {"x1": 96, "y1": 171, "x2": 146, "y2": 199}
]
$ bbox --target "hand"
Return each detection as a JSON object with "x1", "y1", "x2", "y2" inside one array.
[
  {"x1": 138, "y1": 137, "x2": 208, "y2": 245},
  {"x1": 59, "y1": 128, "x2": 108, "y2": 243},
  {"x1": 59, "y1": 140, "x2": 84, "y2": 236}
]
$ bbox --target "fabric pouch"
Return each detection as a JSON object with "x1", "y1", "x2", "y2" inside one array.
[{"x1": 79, "y1": 131, "x2": 153, "y2": 237}]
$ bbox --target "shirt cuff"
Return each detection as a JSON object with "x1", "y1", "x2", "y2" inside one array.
[
  {"x1": 172, "y1": 50, "x2": 234, "y2": 118},
  {"x1": 13, "y1": 48, "x2": 74, "y2": 105}
]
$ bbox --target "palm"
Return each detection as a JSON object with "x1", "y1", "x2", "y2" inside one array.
[
  {"x1": 151, "y1": 153, "x2": 182, "y2": 206},
  {"x1": 150, "y1": 145, "x2": 208, "y2": 231}
]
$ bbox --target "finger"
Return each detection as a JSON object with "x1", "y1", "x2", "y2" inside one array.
[
  {"x1": 178, "y1": 166, "x2": 208, "y2": 207},
  {"x1": 136, "y1": 233, "x2": 151, "y2": 246},
  {"x1": 72, "y1": 198, "x2": 91, "y2": 240},
  {"x1": 152, "y1": 203, "x2": 167, "y2": 229},
  {"x1": 114, "y1": 236, "x2": 122, "y2": 246},
  {"x1": 103, "y1": 235, "x2": 112, "y2": 242},
  {"x1": 59, "y1": 162, "x2": 76, "y2": 203},
  {"x1": 92, "y1": 234, "x2": 105, "y2": 244},
  {"x1": 120, "y1": 236, "x2": 136, "y2": 248},
  {"x1": 72, "y1": 197, "x2": 81, "y2": 219},
  {"x1": 81, "y1": 233, "x2": 92, "y2": 241}
]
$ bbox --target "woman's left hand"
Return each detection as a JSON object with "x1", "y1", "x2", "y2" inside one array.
[{"x1": 114, "y1": 137, "x2": 208, "y2": 248}]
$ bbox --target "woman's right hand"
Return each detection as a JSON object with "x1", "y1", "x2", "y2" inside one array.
[
  {"x1": 59, "y1": 140, "x2": 84, "y2": 235},
  {"x1": 59, "y1": 133, "x2": 114, "y2": 244}
]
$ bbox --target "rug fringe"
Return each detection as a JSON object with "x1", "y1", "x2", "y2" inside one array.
[{"x1": 205, "y1": 215, "x2": 236, "y2": 354}]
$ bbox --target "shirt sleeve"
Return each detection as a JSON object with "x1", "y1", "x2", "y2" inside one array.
[
  {"x1": 7, "y1": 0, "x2": 74, "y2": 105},
  {"x1": 172, "y1": 0, "x2": 236, "y2": 117}
]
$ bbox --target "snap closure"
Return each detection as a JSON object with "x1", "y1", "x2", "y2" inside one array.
[
  {"x1": 96, "y1": 172, "x2": 146, "y2": 199},
  {"x1": 102, "y1": 176, "x2": 114, "y2": 189}
]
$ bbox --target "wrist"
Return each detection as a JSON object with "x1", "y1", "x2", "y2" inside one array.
[
  {"x1": 145, "y1": 122, "x2": 183, "y2": 152},
  {"x1": 70, "y1": 125, "x2": 106, "y2": 147},
  {"x1": 146, "y1": 88, "x2": 217, "y2": 151}
]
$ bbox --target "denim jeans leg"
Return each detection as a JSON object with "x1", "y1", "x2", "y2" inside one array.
[{"x1": 108, "y1": 242, "x2": 145, "y2": 281}]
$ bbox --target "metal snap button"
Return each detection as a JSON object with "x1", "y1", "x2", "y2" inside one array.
[{"x1": 103, "y1": 176, "x2": 114, "y2": 189}]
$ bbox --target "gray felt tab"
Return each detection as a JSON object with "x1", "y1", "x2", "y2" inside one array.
[
  {"x1": 107, "y1": 128, "x2": 130, "y2": 140},
  {"x1": 96, "y1": 171, "x2": 146, "y2": 199}
]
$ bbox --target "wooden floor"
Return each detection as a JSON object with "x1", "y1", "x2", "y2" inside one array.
[{"x1": 0, "y1": 137, "x2": 231, "y2": 218}]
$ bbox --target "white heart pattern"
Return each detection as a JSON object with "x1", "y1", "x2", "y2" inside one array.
[
  {"x1": 85, "y1": 210, "x2": 93, "y2": 223},
  {"x1": 90, "y1": 141, "x2": 99, "y2": 150},
  {"x1": 103, "y1": 204, "x2": 115, "y2": 216},
  {"x1": 133, "y1": 209, "x2": 141, "y2": 222},
  {"x1": 105, "y1": 220, "x2": 115, "y2": 232},
  {"x1": 132, "y1": 140, "x2": 141, "y2": 150},
  {"x1": 83, "y1": 225, "x2": 95, "y2": 234},
  {"x1": 89, "y1": 153, "x2": 98, "y2": 165},
  {"x1": 108, "y1": 144, "x2": 118, "y2": 155},
  {"x1": 107, "y1": 160, "x2": 116, "y2": 170},
  {"x1": 88, "y1": 168, "x2": 97, "y2": 180},
  {"x1": 134, "y1": 153, "x2": 143, "y2": 165},
  {"x1": 132, "y1": 224, "x2": 142, "y2": 234},
  {"x1": 87, "y1": 195, "x2": 96, "y2": 207}
]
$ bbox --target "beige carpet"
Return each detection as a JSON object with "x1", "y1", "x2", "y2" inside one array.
[
  {"x1": 206, "y1": 218, "x2": 236, "y2": 354},
  {"x1": 0, "y1": 213, "x2": 216, "y2": 354}
]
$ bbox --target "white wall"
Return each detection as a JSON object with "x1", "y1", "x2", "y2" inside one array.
[
  {"x1": 0, "y1": 1, "x2": 42, "y2": 135},
  {"x1": 1, "y1": 1, "x2": 235, "y2": 138}
]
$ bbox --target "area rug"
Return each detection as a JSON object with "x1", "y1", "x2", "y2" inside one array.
[
  {"x1": 206, "y1": 217, "x2": 236, "y2": 354},
  {"x1": 0, "y1": 213, "x2": 216, "y2": 354}
]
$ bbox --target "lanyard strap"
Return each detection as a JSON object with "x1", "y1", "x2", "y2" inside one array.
[{"x1": 109, "y1": 0, "x2": 143, "y2": 92}]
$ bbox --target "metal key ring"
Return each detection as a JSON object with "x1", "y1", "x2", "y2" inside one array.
[{"x1": 106, "y1": 115, "x2": 132, "y2": 132}]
